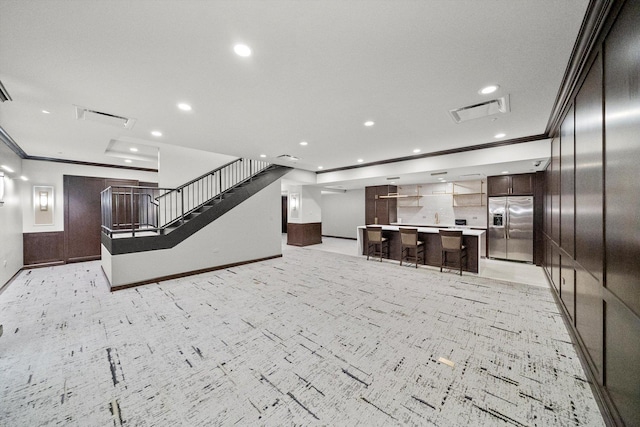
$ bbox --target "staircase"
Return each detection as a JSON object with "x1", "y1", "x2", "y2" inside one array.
[{"x1": 101, "y1": 159, "x2": 291, "y2": 256}]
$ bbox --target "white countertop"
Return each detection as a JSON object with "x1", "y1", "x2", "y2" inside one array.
[
  {"x1": 391, "y1": 222, "x2": 487, "y2": 229},
  {"x1": 359, "y1": 224, "x2": 485, "y2": 236}
]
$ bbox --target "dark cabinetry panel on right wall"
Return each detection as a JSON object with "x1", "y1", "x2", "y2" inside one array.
[
  {"x1": 541, "y1": 1, "x2": 640, "y2": 424},
  {"x1": 603, "y1": 1, "x2": 640, "y2": 423}
]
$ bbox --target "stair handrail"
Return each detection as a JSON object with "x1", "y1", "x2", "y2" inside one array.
[
  {"x1": 101, "y1": 158, "x2": 272, "y2": 238},
  {"x1": 159, "y1": 158, "x2": 242, "y2": 197}
]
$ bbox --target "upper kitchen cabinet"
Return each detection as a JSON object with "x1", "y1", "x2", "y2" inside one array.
[{"x1": 488, "y1": 173, "x2": 534, "y2": 196}]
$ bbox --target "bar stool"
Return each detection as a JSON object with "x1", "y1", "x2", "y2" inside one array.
[
  {"x1": 366, "y1": 225, "x2": 389, "y2": 261},
  {"x1": 399, "y1": 227, "x2": 425, "y2": 268},
  {"x1": 439, "y1": 229, "x2": 467, "y2": 275}
]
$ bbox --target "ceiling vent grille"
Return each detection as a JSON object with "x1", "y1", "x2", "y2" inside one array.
[
  {"x1": 75, "y1": 105, "x2": 136, "y2": 129},
  {"x1": 277, "y1": 154, "x2": 299, "y2": 162},
  {"x1": 449, "y1": 95, "x2": 510, "y2": 123}
]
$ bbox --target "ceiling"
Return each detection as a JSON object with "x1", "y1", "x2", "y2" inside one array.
[{"x1": 0, "y1": 1, "x2": 588, "y2": 177}]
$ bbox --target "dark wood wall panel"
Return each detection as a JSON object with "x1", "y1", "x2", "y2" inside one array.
[
  {"x1": 604, "y1": 0, "x2": 640, "y2": 319},
  {"x1": 575, "y1": 53, "x2": 604, "y2": 282},
  {"x1": 551, "y1": 245, "x2": 560, "y2": 293},
  {"x1": 544, "y1": 239, "x2": 551, "y2": 278},
  {"x1": 560, "y1": 255, "x2": 575, "y2": 322},
  {"x1": 605, "y1": 294, "x2": 640, "y2": 424},
  {"x1": 550, "y1": 138, "x2": 560, "y2": 244},
  {"x1": 541, "y1": 2, "x2": 640, "y2": 424},
  {"x1": 544, "y1": 153, "x2": 553, "y2": 237},
  {"x1": 602, "y1": 3, "x2": 640, "y2": 421},
  {"x1": 575, "y1": 266, "x2": 603, "y2": 383},
  {"x1": 560, "y1": 106, "x2": 575, "y2": 257},
  {"x1": 533, "y1": 172, "x2": 545, "y2": 266},
  {"x1": 23, "y1": 232, "x2": 64, "y2": 265}
]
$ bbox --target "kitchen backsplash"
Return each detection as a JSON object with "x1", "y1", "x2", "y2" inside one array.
[{"x1": 396, "y1": 181, "x2": 487, "y2": 227}]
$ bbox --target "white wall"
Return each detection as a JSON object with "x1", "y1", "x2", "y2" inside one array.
[
  {"x1": 0, "y1": 145, "x2": 24, "y2": 286},
  {"x1": 102, "y1": 179, "x2": 282, "y2": 287},
  {"x1": 157, "y1": 143, "x2": 237, "y2": 188},
  {"x1": 20, "y1": 160, "x2": 158, "y2": 233},
  {"x1": 321, "y1": 189, "x2": 364, "y2": 238},
  {"x1": 287, "y1": 185, "x2": 321, "y2": 224}
]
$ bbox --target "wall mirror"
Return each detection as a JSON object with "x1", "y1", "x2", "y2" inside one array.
[{"x1": 33, "y1": 185, "x2": 54, "y2": 225}]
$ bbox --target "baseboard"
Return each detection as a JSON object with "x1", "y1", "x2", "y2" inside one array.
[
  {"x1": 321, "y1": 235, "x2": 357, "y2": 240},
  {"x1": 22, "y1": 261, "x2": 66, "y2": 269},
  {"x1": 0, "y1": 268, "x2": 24, "y2": 296},
  {"x1": 109, "y1": 254, "x2": 283, "y2": 292}
]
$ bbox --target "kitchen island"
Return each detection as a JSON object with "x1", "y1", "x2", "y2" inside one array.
[{"x1": 357, "y1": 225, "x2": 485, "y2": 273}]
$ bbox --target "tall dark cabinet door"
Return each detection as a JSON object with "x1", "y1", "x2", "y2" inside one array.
[{"x1": 64, "y1": 176, "x2": 138, "y2": 262}]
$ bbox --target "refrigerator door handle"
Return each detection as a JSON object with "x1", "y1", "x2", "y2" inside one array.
[{"x1": 505, "y1": 201, "x2": 510, "y2": 239}]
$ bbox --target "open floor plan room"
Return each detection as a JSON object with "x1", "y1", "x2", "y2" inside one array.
[{"x1": 0, "y1": 245, "x2": 603, "y2": 426}]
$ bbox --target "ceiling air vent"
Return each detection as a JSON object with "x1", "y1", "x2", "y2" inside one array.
[
  {"x1": 449, "y1": 95, "x2": 510, "y2": 124},
  {"x1": 75, "y1": 105, "x2": 136, "y2": 129},
  {"x1": 277, "y1": 154, "x2": 299, "y2": 162}
]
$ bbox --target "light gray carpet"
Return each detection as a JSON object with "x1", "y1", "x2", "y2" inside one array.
[{"x1": 0, "y1": 246, "x2": 603, "y2": 426}]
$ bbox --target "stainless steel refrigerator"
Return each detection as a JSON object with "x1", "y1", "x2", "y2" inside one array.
[{"x1": 488, "y1": 196, "x2": 534, "y2": 262}]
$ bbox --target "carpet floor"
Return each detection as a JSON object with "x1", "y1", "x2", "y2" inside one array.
[{"x1": 0, "y1": 246, "x2": 603, "y2": 426}]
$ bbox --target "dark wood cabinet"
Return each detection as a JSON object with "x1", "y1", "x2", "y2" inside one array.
[
  {"x1": 487, "y1": 173, "x2": 533, "y2": 196},
  {"x1": 365, "y1": 185, "x2": 397, "y2": 225}
]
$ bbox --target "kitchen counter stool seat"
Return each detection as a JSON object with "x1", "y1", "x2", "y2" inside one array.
[
  {"x1": 399, "y1": 227, "x2": 425, "y2": 268},
  {"x1": 439, "y1": 229, "x2": 467, "y2": 275},
  {"x1": 366, "y1": 225, "x2": 389, "y2": 261}
]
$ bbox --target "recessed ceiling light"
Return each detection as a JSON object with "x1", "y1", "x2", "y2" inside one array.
[
  {"x1": 479, "y1": 85, "x2": 499, "y2": 95},
  {"x1": 177, "y1": 103, "x2": 192, "y2": 111},
  {"x1": 357, "y1": 159, "x2": 364, "y2": 163},
  {"x1": 1, "y1": 165, "x2": 14, "y2": 173},
  {"x1": 151, "y1": 131, "x2": 162, "y2": 137},
  {"x1": 20, "y1": 176, "x2": 28, "y2": 181},
  {"x1": 260, "y1": 154, "x2": 266, "y2": 158},
  {"x1": 364, "y1": 121, "x2": 375, "y2": 127},
  {"x1": 390, "y1": 181, "x2": 396, "y2": 184},
  {"x1": 494, "y1": 133, "x2": 506, "y2": 138},
  {"x1": 299, "y1": 141, "x2": 308, "y2": 146},
  {"x1": 42, "y1": 110, "x2": 50, "y2": 114},
  {"x1": 317, "y1": 166, "x2": 323, "y2": 170},
  {"x1": 234, "y1": 44, "x2": 252, "y2": 57},
  {"x1": 130, "y1": 147, "x2": 138, "y2": 152},
  {"x1": 501, "y1": 170, "x2": 509, "y2": 174},
  {"x1": 413, "y1": 149, "x2": 421, "y2": 153},
  {"x1": 124, "y1": 159, "x2": 132, "y2": 163}
]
